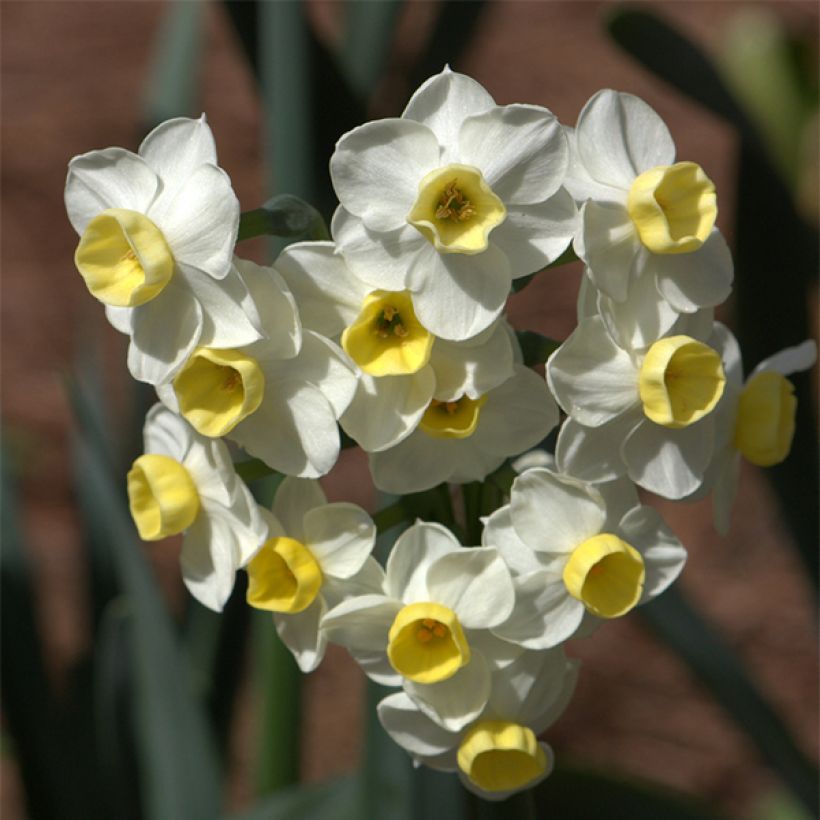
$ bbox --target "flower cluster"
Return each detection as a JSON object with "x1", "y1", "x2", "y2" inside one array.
[{"x1": 65, "y1": 68, "x2": 815, "y2": 800}]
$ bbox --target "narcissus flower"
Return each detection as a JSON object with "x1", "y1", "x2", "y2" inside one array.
[
  {"x1": 245, "y1": 477, "x2": 378, "y2": 671},
  {"x1": 275, "y1": 241, "x2": 516, "y2": 453},
  {"x1": 548, "y1": 309, "x2": 731, "y2": 499},
  {"x1": 156, "y1": 258, "x2": 358, "y2": 477},
  {"x1": 322, "y1": 522, "x2": 518, "y2": 731},
  {"x1": 566, "y1": 90, "x2": 733, "y2": 325},
  {"x1": 126, "y1": 404, "x2": 266, "y2": 611},
  {"x1": 65, "y1": 116, "x2": 263, "y2": 384},
  {"x1": 700, "y1": 335, "x2": 816, "y2": 533},
  {"x1": 378, "y1": 648, "x2": 578, "y2": 800},
  {"x1": 330, "y1": 67, "x2": 577, "y2": 341},
  {"x1": 482, "y1": 469, "x2": 686, "y2": 647}
]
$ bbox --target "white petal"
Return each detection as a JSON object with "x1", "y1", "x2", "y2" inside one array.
[
  {"x1": 623, "y1": 418, "x2": 714, "y2": 499},
  {"x1": 330, "y1": 119, "x2": 440, "y2": 233},
  {"x1": 303, "y1": 502, "x2": 376, "y2": 578},
  {"x1": 377, "y1": 692, "x2": 459, "y2": 759},
  {"x1": 481, "y1": 505, "x2": 546, "y2": 576},
  {"x1": 142, "y1": 402, "x2": 192, "y2": 461},
  {"x1": 369, "y1": 433, "x2": 456, "y2": 494},
  {"x1": 753, "y1": 339, "x2": 818, "y2": 377},
  {"x1": 563, "y1": 126, "x2": 625, "y2": 205},
  {"x1": 274, "y1": 239, "x2": 365, "y2": 337},
  {"x1": 321, "y1": 594, "x2": 399, "y2": 653},
  {"x1": 510, "y1": 468, "x2": 606, "y2": 553},
  {"x1": 272, "y1": 476, "x2": 326, "y2": 542},
  {"x1": 402, "y1": 69, "x2": 495, "y2": 154},
  {"x1": 299, "y1": 331, "x2": 359, "y2": 417},
  {"x1": 458, "y1": 105, "x2": 568, "y2": 205},
  {"x1": 426, "y1": 547, "x2": 515, "y2": 629},
  {"x1": 65, "y1": 148, "x2": 160, "y2": 234},
  {"x1": 127, "y1": 280, "x2": 203, "y2": 385},
  {"x1": 618, "y1": 506, "x2": 686, "y2": 602},
  {"x1": 105, "y1": 305, "x2": 133, "y2": 335},
  {"x1": 493, "y1": 571, "x2": 584, "y2": 649},
  {"x1": 404, "y1": 652, "x2": 491, "y2": 732},
  {"x1": 653, "y1": 229, "x2": 734, "y2": 313},
  {"x1": 575, "y1": 200, "x2": 641, "y2": 303},
  {"x1": 556, "y1": 415, "x2": 633, "y2": 484},
  {"x1": 275, "y1": 596, "x2": 327, "y2": 672},
  {"x1": 149, "y1": 163, "x2": 239, "y2": 280},
  {"x1": 410, "y1": 247, "x2": 511, "y2": 341},
  {"x1": 547, "y1": 316, "x2": 639, "y2": 426},
  {"x1": 490, "y1": 188, "x2": 578, "y2": 278},
  {"x1": 385, "y1": 521, "x2": 460, "y2": 602},
  {"x1": 341, "y1": 370, "x2": 435, "y2": 453},
  {"x1": 575, "y1": 89, "x2": 675, "y2": 189},
  {"x1": 332, "y1": 208, "x2": 420, "y2": 292},
  {"x1": 138, "y1": 115, "x2": 217, "y2": 187}
]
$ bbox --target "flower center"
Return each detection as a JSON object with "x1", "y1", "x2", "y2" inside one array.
[
  {"x1": 626, "y1": 162, "x2": 717, "y2": 254},
  {"x1": 172, "y1": 347, "x2": 265, "y2": 437},
  {"x1": 341, "y1": 290, "x2": 433, "y2": 377},
  {"x1": 245, "y1": 537, "x2": 323, "y2": 614},
  {"x1": 418, "y1": 395, "x2": 487, "y2": 439},
  {"x1": 387, "y1": 602, "x2": 470, "y2": 684},
  {"x1": 407, "y1": 164, "x2": 506, "y2": 254},
  {"x1": 734, "y1": 371, "x2": 797, "y2": 466},
  {"x1": 127, "y1": 454, "x2": 200, "y2": 541},
  {"x1": 457, "y1": 721, "x2": 550, "y2": 794},
  {"x1": 74, "y1": 208, "x2": 174, "y2": 306},
  {"x1": 638, "y1": 335, "x2": 725, "y2": 428},
  {"x1": 562, "y1": 533, "x2": 645, "y2": 618}
]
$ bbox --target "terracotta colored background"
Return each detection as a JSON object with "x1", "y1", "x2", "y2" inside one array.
[{"x1": 2, "y1": 1, "x2": 817, "y2": 817}]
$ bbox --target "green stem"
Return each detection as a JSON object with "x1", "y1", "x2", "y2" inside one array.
[
  {"x1": 234, "y1": 458, "x2": 277, "y2": 484},
  {"x1": 473, "y1": 789, "x2": 536, "y2": 820},
  {"x1": 462, "y1": 483, "x2": 484, "y2": 545},
  {"x1": 373, "y1": 500, "x2": 410, "y2": 535}
]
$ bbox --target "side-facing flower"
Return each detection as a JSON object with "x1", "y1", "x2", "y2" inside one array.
[
  {"x1": 156, "y1": 257, "x2": 358, "y2": 477},
  {"x1": 322, "y1": 521, "x2": 518, "y2": 732},
  {"x1": 378, "y1": 648, "x2": 578, "y2": 801},
  {"x1": 126, "y1": 404, "x2": 266, "y2": 611},
  {"x1": 66, "y1": 116, "x2": 263, "y2": 384},
  {"x1": 330, "y1": 67, "x2": 577, "y2": 341},
  {"x1": 275, "y1": 241, "x2": 515, "y2": 453},
  {"x1": 482, "y1": 469, "x2": 686, "y2": 648},
  {"x1": 244, "y1": 477, "x2": 378, "y2": 672}
]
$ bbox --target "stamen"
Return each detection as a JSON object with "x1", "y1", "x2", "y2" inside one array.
[
  {"x1": 417, "y1": 628, "x2": 433, "y2": 643},
  {"x1": 435, "y1": 180, "x2": 476, "y2": 222},
  {"x1": 222, "y1": 371, "x2": 241, "y2": 391},
  {"x1": 374, "y1": 306, "x2": 408, "y2": 339}
]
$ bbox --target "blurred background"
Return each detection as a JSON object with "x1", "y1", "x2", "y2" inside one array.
[{"x1": 2, "y1": 2, "x2": 818, "y2": 819}]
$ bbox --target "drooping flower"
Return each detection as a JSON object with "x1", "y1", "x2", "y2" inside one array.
[
  {"x1": 156, "y1": 257, "x2": 358, "y2": 477},
  {"x1": 126, "y1": 404, "x2": 266, "y2": 611},
  {"x1": 65, "y1": 116, "x2": 263, "y2": 384},
  {"x1": 566, "y1": 90, "x2": 733, "y2": 337},
  {"x1": 245, "y1": 477, "x2": 378, "y2": 672},
  {"x1": 330, "y1": 67, "x2": 577, "y2": 341},
  {"x1": 378, "y1": 648, "x2": 578, "y2": 800}
]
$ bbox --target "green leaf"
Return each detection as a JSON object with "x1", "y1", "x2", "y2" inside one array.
[
  {"x1": 224, "y1": 776, "x2": 360, "y2": 820},
  {"x1": 516, "y1": 330, "x2": 561, "y2": 367},
  {"x1": 341, "y1": 1, "x2": 403, "y2": 99},
  {"x1": 74, "y1": 432, "x2": 223, "y2": 820},
  {"x1": 234, "y1": 457, "x2": 278, "y2": 485},
  {"x1": 640, "y1": 587, "x2": 818, "y2": 816}
]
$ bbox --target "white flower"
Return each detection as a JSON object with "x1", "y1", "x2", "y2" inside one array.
[
  {"x1": 244, "y1": 477, "x2": 378, "y2": 672},
  {"x1": 156, "y1": 257, "x2": 358, "y2": 477},
  {"x1": 65, "y1": 116, "x2": 263, "y2": 385},
  {"x1": 370, "y1": 365, "x2": 558, "y2": 493},
  {"x1": 275, "y1": 241, "x2": 516, "y2": 452},
  {"x1": 322, "y1": 521, "x2": 518, "y2": 732},
  {"x1": 126, "y1": 404, "x2": 266, "y2": 611},
  {"x1": 378, "y1": 648, "x2": 578, "y2": 801},
  {"x1": 548, "y1": 308, "x2": 731, "y2": 499},
  {"x1": 702, "y1": 334, "x2": 817, "y2": 533},
  {"x1": 566, "y1": 90, "x2": 733, "y2": 327},
  {"x1": 330, "y1": 68, "x2": 577, "y2": 341},
  {"x1": 482, "y1": 469, "x2": 686, "y2": 648}
]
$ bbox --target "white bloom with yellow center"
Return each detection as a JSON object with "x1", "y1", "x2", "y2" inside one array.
[
  {"x1": 696, "y1": 331, "x2": 816, "y2": 533},
  {"x1": 126, "y1": 404, "x2": 266, "y2": 612},
  {"x1": 322, "y1": 521, "x2": 518, "y2": 731},
  {"x1": 65, "y1": 116, "x2": 264, "y2": 385},
  {"x1": 377, "y1": 648, "x2": 578, "y2": 801},
  {"x1": 329, "y1": 67, "x2": 577, "y2": 341},
  {"x1": 481, "y1": 469, "x2": 686, "y2": 648},
  {"x1": 244, "y1": 477, "x2": 378, "y2": 672},
  {"x1": 370, "y1": 364, "x2": 558, "y2": 493},
  {"x1": 274, "y1": 241, "x2": 516, "y2": 452},
  {"x1": 548, "y1": 308, "x2": 732, "y2": 499},
  {"x1": 565, "y1": 90, "x2": 733, "y2": 333},
  {"x1": 156, "y1": 257, "x2": 358, "y2": 477}
]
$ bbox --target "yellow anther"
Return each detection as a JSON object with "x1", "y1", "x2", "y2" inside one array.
[{"x1": 417, "y1": 628, "x2": 433, "y2": 643}]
